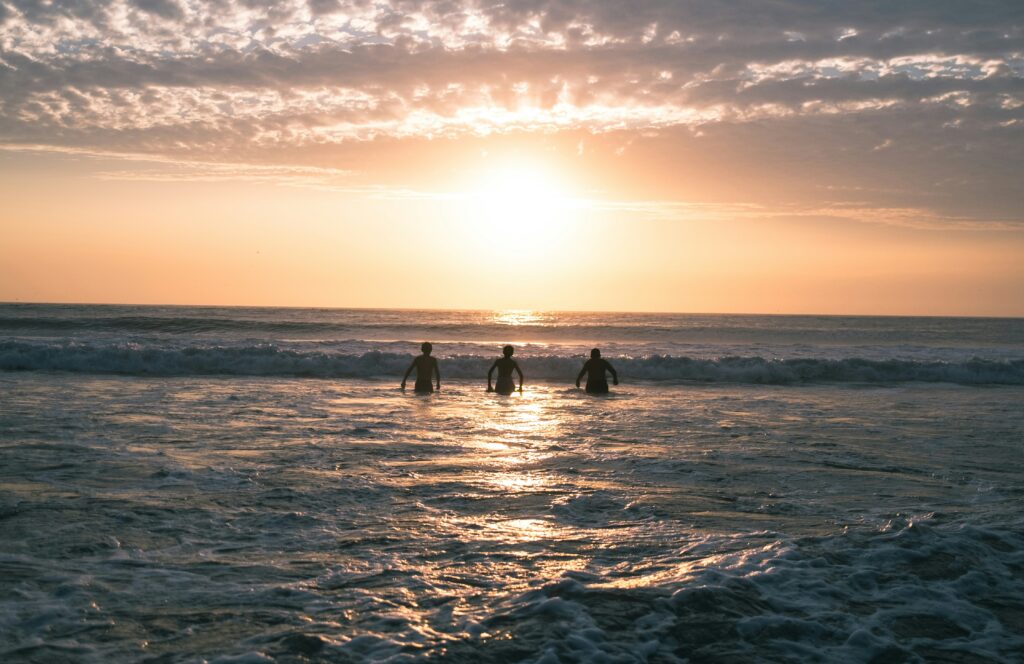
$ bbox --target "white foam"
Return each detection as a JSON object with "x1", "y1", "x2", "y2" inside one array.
[{"x1": 2, "y1": 340, "x2": 1022, "y2": 384}]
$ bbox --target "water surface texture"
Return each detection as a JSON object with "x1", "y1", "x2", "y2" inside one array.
[{"x1": 1, "y1": 305, "x2": 1023, "y2": 662}]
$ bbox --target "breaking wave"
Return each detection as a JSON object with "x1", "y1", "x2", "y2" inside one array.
[{"x1": 2, "y1": 341, "x2": 1022, "y2": 384}]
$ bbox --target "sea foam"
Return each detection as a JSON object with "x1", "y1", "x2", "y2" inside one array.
[{"x1": 2, "y1": 340, "x2": 1022, "y2": 384}]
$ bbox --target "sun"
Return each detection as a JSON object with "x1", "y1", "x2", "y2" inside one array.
[
  {"x1": 458, "y1": 158, "x2": 581, "y2": 260},
  {"x1": 473, "y1": 166, "x2": 567, "y2": 229}
]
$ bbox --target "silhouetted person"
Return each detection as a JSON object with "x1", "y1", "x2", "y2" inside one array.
[
  {"x1": 488, "y1": 345, "x2": 523, "y2": 394},
  {"x1": 402, "y1": 342, "x2": 440, "y2": 393},
  {"x1": 576, "y1": 348, "x2": 618, "y2": 394}
]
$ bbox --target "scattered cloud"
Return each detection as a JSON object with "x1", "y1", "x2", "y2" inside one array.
[{"x1": 2, "y1": 1, "x2": 1023, "y2": 226}]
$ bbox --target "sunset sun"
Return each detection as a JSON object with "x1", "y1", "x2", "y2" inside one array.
[{"x1": 458, "y1": 159, "x2": 581, "y2": 258}]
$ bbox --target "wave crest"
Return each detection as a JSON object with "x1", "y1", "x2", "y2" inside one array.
[{"x1": 1, "y1": 341, "x2": 1022, "y2": 384}]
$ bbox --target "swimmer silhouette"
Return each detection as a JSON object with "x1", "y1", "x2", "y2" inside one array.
[
  {"x1": 487, "y1": 345, "x2": 523, "y2": 394},
  {"x1": 401, "y1": 342, "x2": 440, "y2": 393},
  {"x1": 576, "y1": 348, "x2": 618, "y2": 394}
]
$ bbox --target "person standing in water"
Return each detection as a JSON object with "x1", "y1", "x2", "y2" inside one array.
[
  {"x1": 401, "y1": 342, "x2": 441, "y2": 393},
  {"x1": 487, "y1": 345, "x2": 523, "y2": 394},
  {"x1": 576, "y1": 348, "x2": 618, "y2": 394}
]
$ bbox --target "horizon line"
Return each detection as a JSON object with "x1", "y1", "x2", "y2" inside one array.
[{"x1": 1, "y1": 300, "x2": 1022, "y2": 321}]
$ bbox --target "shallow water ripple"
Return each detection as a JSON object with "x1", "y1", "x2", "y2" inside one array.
[{"x1": 1, "y1": 375, "x2": 1023, "y2": 662}]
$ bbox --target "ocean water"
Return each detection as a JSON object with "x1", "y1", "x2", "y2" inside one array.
[{"x1": 1, "y1": 304, "x2": 1023, "y2": 663}]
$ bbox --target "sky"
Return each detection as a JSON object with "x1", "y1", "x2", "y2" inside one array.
[{"x1": 1, "y1": 0, "x2": 1023, "y2": 315}]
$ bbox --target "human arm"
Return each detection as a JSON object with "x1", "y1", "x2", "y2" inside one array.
[
  {"x1": 575, "y1": 360, "x2": 589, "y2": 388},
  {"x1": 607, "y1": 360, "x2": 618, "y2": 385},
  {"x1": 433, "y1": 358, "x2": 441, "y2": 390},
  {"x1": 401, "y1": 358, "x2": 416, "y2": 389},
  {"x1": 487, "y1": 360, "x2": 497, "y2": 391},
  {"x1": 515, "y1": 361, "x2": 524, "y2": 392}
]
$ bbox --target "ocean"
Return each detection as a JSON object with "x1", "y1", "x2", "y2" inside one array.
[{"x1": 1, "y1": 304, "x2": 1023, "y2": 662}]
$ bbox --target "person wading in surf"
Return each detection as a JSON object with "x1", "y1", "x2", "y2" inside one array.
[
  {"x1": 401, "y1": 342, "x2": 441, "y2": 393},
  {"x1": 487, "y1": 345, "x2": 523, "y2": 394},
  {"x1": 576, "y1": 348, "x2": 619, "y2": 394}
]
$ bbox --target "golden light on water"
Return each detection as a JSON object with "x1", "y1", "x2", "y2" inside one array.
[
  {"x1": 485, "y1": 474, "x2": 549, "y2": 492},
  {"x1": 471, "y1": 440, "x2": 514, "y2": 452},
  {"x1": 491, "y1": 310, "x2": 548, "y2": 326},
  {"x1": 487, "y1": 518, "x2": 561, "y2": 542},
  {"x1": 485, "y1": 395, "x2": 559, "y2": 445}
]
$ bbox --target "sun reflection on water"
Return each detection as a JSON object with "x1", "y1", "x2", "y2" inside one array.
[
  {"x1": 485, "y1": 394, "x2": 559, "y2": 439},
  {"x1": 451, "y1": 388, "x2": 570, "y2": 541},
  {"x1": 491, "y1": 310, "x2": 550, "y2": 326},
  {"x1": 470, "y1": 391, "x2": 563, "y2": 491},
  {"x1": 484, "y1": 473, "x2": 549, "y2": 492},
  {"x1": 488, "y1": 518, "x2": 560, "y2": 542}
]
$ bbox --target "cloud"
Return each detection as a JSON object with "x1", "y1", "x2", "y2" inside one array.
[
  {"x1": 131, "y1": 0, "x2": 183, "y2": 21},
  {"x1": 0, "y1": 141, "x2": 352, "y2": 182},
  {"x1": 1, "y1": 0, "x2": 1023, "y2": 225}
]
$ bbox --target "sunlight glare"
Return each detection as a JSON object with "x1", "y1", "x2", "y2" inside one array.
[
  {"x1": 459, "y1": 159, "x2": 580, "y2": 261},
  {"x1": 492, "y1": 310, "x2": 549, "y2": 326}
]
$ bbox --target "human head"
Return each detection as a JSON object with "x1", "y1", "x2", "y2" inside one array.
[
  {"x1": 421, "y1": 342, "x2": 433, "y2": 355},
  {"x1": 591, "y1": 348, "x2": 601, "y2": 359},
  {"x1": 502, "y1": 345, "x2": 514, "y2": 357}
]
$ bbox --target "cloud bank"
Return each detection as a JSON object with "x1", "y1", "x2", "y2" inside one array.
[{"x1": 2, "y1": 0, "x2": 1023, "y2": 225}]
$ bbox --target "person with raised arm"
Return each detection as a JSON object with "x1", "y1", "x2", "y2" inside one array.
[
  {"x1": 488, "y1": 345, "x2": 523, "y2": 394},
  {"x1": 401, "y1": 342, "x2": 440, "y2": 393},
  {"x1": 576, "y1": 348, "x2": 618, "y2": 394}
]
